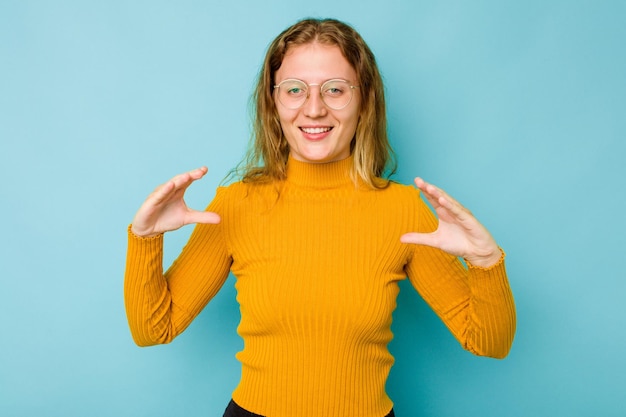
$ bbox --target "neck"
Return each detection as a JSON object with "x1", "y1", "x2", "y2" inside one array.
[{"x1": 286, "y1": 155, "x2": 354, "y2": 189}]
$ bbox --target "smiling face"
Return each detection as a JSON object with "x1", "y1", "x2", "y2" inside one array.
[{"x1": 274, "y1": 42, "x2": 361, "y2": 164}]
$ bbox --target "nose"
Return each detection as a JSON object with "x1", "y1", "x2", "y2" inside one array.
[{"x1": 302, "y1": 85, "x2": 327, "y2": 118}]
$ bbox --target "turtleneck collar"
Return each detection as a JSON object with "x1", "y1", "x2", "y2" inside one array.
[{"x1": 285, "y1": 155, "x2": 354, "y2": 189}]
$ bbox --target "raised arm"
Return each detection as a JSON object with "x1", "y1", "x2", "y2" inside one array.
[
  {"x1": 401, "y1": 178, "x2": 516, "y2": 358},
  {"x1": 124, "y1": 168, "x2": 228, "y2": 347}
]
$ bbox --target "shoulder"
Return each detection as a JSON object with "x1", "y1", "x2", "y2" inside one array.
[
  {"x1": 371, "y1": 180, "x2": 432, "y2": 219},
  {"x1": 212, "y1": 180, "x2": 280, "y2": 211},
  {"x1": 374, "y1": 180, "x2": 421, "y2": 203},
  {"x1": 355, "y1": 180, "x2": 424, "y2": 219},
  {"x1": 215, "y1": 180, "x2": 247, "y2": 199},
  {"x1": 372, "y1": 180, "x2": 437, "y2": 232},
  {"x1": 217, "y1": 179, "x2": 279, "y2": 197}
]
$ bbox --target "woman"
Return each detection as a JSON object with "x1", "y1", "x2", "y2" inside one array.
[{"x1": 125, "y1": 18, "x2": 516, "y2": 417}]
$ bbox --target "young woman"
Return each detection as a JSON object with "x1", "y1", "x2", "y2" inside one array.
[{"x1": 124, "y1": 18, "x2": 516, "y2": 417}]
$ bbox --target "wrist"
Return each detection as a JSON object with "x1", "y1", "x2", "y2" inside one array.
[
  {"x1": 465, "y1": 247, "x2": 504, "y2": 269},
  {"x1": 129, "y1": 224, "x2": 161, "y2": 239}
]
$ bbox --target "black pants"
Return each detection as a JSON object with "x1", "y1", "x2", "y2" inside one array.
[{"x1": 223, "y1": 399, "x2": 396, "y2": 417}]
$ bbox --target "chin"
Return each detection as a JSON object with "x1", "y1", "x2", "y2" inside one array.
[{"x1": 301, "y1": 153, "x2": 339, "y2": 163}]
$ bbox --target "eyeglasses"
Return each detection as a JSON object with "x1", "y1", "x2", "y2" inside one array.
[{"x1": 273, "y1": 78, "x2": 359, "y2": 110}]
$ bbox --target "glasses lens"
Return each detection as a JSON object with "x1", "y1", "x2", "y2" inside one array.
[
  {"x1": 275, "y1": 79, "x2": 355, "y2": 110},
  {"x1": 321, "y1": 80, "x2": 353, "y2": 110},
  {"x1": 276, "y1": 79, "x2": 308, "y2": 109}
]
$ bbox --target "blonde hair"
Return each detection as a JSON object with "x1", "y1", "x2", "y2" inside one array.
[{"x1": 239, "y1": 18, "x2": 395, "y2": 188}]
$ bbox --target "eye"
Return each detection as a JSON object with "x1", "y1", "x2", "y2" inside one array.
[
  {"x1": 323, "y1": 81, "x2": 348, "y2": 96},
  {"x1": 287, "y1": 87, "x2": 304, "y2": 95},
  {"x1": 280, "y1": 80, "x2": 307, "y2": 97}
]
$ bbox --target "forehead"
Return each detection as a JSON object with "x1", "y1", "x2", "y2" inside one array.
[{"x1": 276, "y1": 42, "x2": 357, "y2": 83}]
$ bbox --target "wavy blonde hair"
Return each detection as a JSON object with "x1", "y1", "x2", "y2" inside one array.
[{"x1": 239, "y1": 18, "x2": 395, "y2": 188}]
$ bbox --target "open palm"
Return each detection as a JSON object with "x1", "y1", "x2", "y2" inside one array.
[
  {"x1": 131, "y1": 167, "x2": 221, "y2": 238},
  {"x1": 400, "y1": 177, "x2": 501, "y2": 268}
]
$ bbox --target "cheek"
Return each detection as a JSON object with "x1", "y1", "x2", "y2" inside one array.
[
  {"x1": 345, "y1": 108, "x2": 361, "y2": 134},
  {"x1": 276, "y1": 111, "x2": 300, "y2": 145},
  {"x1": 276, "y1": 105, "x2": 297, "y2": 126}
]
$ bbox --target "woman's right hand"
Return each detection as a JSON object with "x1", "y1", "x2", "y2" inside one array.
[{"x1": 130, "y1": 167, "x2": 221, "y2": 238}]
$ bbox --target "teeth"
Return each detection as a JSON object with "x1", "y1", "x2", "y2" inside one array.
[{"x1": 302, "y1": 127, "x2": 331, "y2": 134}]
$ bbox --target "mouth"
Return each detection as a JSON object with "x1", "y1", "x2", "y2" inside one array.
[{"x1": 300, "y1": 126, "x2": 333, "y2": 134}]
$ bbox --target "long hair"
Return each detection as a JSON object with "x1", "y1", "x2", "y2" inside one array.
[{"x1": 239, "y1": 18, "x2": 395, "y2": 188}]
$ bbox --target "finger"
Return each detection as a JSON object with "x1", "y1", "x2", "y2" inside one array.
[
  {"x1": 150, "y1": 167, "x2": 208, "y2": 204},
  {"x1": 400, "y1": 232, "x2": 433, "y2": 245},
  {"x1": 413, "y1": 178, "x2": 441, "y2": 209},
  {"x1": 414, "y1": 177, "x2": 474, "y2": 223},
  {"x1": 185, "y1": 210, "x2": 221, "y2": 225},
  {"x1": 400, "y1": 232, "x2": 436, "y2": 246},
  {"x1": 432, "y1": 189, "x2": 476, "y2": 224},
  {"x1": 414, "y1": 177, "x2": 450, "y2": 202},
  {"x1": 415, "y1": 177, "x2": 452, "y2": 205},
  {"x1": 147, "y1": 180, "x2": 177, "y2": 206},
  {"x1": 170, "y1": 166, "x2": 208, "y2": 192}
]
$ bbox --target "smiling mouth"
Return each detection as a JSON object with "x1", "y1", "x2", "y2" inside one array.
[{"x1": 300, "y1": 127, "x2": 333, "y2": 134}]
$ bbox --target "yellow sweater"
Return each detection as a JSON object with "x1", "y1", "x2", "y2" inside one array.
[{"x1": 124, "y1": 156, "x2": 516, "y2": 417}]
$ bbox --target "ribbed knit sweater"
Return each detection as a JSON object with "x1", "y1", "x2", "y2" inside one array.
[{"x1": 124, "y1": 156, "x2": 516, "y2": 417}]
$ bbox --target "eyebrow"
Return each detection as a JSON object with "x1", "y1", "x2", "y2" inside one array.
[{"x1": 274, "y1": 78, "x2": 355, "y2": 86}]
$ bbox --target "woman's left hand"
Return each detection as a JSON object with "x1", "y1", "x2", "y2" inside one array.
[{"x1": 400, "y1": 177, "x2": 502, "y2": 268}]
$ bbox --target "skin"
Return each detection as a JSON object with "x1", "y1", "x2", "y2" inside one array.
[
  {"x1": 400, "y1": 177, "x2": 501, "y2": 267},
  {"x1": 131, "y1": 43, "x2": 501, "y2": 268},
  {"x1": 130, "y1": 167, "x2": 220, "y2": 238},
  {"x1": 273, "y1": 42, "x2": 361, "y2": 164}
]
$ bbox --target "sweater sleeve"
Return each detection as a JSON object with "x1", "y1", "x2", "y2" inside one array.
[
  {"x1": 404, "y1": 196, "x2": 516, "y2": 359},
  {"x1": 124, "y1": 187, "x2": 233, "y2": 347}
]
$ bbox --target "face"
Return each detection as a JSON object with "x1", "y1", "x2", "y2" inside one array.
[{"x1": 274, "y1": 43, "x2": 360, "y2": 164}]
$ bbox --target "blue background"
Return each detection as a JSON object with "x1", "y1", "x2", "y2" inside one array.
[{"x1": 1, "y1": 1, "x2": 625, "y2": 416}]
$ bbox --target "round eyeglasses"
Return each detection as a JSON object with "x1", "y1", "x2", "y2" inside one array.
[{"x1": 274, "y1": 79, "x2": 359, "y2": 110}]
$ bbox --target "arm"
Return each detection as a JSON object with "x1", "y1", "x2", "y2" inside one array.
[
  {"x1": 123, "y1": 168, "x2": 230, "y2": 346},
  {"x1": 401, "y1": 178, "x2": 516, "y2": 358}
]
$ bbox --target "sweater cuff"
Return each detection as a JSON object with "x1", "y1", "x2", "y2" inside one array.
[
  {"x1": 127, "y1": 225, "x2": 164, "y2": 260},
  {"x1": 465, "y1": 247, "x2": 506, "y2": 271},
  {"x1": 127, "y1": 224, "x2": 164, "y2": 241}
]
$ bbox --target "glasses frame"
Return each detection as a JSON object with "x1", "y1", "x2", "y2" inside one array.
[{"x1": 273, "y1": 78, "x2": 359, "y2": 110}]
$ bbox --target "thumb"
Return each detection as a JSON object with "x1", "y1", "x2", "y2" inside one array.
[
  {"x1": 400, "y1": 232, "x2": 436, "y2": 247},
  {"x1": 186, "y1": 210, "x2": 221, "y2": 225}
]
